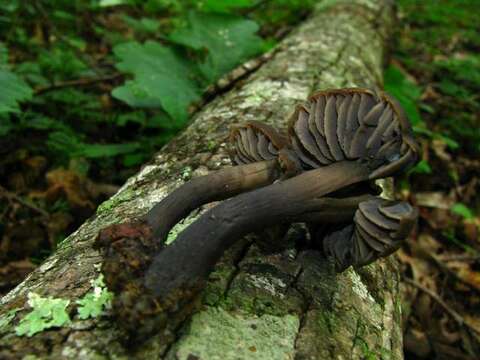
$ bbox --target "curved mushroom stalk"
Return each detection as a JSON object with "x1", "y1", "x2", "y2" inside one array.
[
  {"x1": 144, "y1": 160, "x2": 371, "y2": 300},
  {"x1": 96, "y1": 121, "x2": 289, "y2": 254},
  {"x1": 145, "y1": 121, "x2": 291, "y2": 242},
  {"x1": 323, "y1": 198, "x2": 418, "y2": 272},
  {"x1": 145, "y1": 158, "x2": 282, "y2": 241}
]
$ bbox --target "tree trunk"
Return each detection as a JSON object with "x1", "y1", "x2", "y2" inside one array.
[{"x1": 0, "y1": 1, "x2": 402, "y2": 359}]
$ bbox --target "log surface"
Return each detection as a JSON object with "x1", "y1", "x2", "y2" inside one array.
[{"x1": 0, "y1": 1, "x2": 402, "y2": 359}]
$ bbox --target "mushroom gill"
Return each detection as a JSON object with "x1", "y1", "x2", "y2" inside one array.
[
  {"x1": 287, "y1": 88, "x2": 419, "y2": 180},
  {"x1": 323, "y1": 198, "x2": 418, "y2": 272}
]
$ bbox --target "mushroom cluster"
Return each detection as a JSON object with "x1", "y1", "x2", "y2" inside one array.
[{"x1": 94, "y1": 88, "x2": 419, "y2": 342}]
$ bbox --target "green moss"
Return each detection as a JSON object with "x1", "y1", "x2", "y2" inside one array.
[
  {"x1": 167, "y1": 307, "x2": 299, "y2": 360},
  {"x1": 221, "y1": 271, "x2": 304, "y2": 317},
  {"x1": 96, "y1": 188, "x2": 136, "y2": 214},
  {"x1": 203, "y1": 266, "x2": 236, "y2": 306},
  {"x1": 165, "y1": 210, "x2": 202, "y2": 244},
  {"x1": 180, "y1": 166, "x2": 193, "y2": 181}
]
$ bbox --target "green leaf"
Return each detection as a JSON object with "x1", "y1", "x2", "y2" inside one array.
[
  {"x1": 0, "y1": 69, "x2": 33, "y2": 114},
  {"x1": 112, "y1": 41, "x2": 201, "y2": 123},
  {"x1": 408, "y1": 159, "x2": 432, "y2": 175},
  {"x1": 47, "y1": 131, "x2": 141, "y2": 159},
  {"x1": 112, "y1": 80, "x2": 162, "y2": 108},
  {"x1": 384, "y1": 65, "x2": 423, "y2": 126},
  {"x1": 436, "y1": 134, "x2": 459, "y2": 150},
  {"x1": 0, "y1": 42, "x2": 8, "y2": 66},
  {"x1": 15, "y1": 293, "x2": 71, "y2": 337},
  {"x1": 0, "y1": 115, "x2": 13, "y2": 136},
  {"x1": 122, "y1": 15, "x2": 160, "y2": 34},
  {"x1": 99, "y1": 0, "x2": 128, "y2": 6},
  {"x1": 451, "y1": 203, "x2": 475, "y2": 220},
  {"x1": 169, "y1": 12, "x2": 264, "y2": 82},
  {"x1": 201, "y1": 0, "x2": 255, "y2": 13}
]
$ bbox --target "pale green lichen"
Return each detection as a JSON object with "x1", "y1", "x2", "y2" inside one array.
[
  {"x1": 242, "y1": 81, "x2": 279, "y2": 107},
  {"x1": 246, "y1": 274, "x2": 287, "y2": 299},
  {"x1": 12, "y1": 274, "x2": 113, "y2": 337},
  {"x1": 167, "y1": 307, "x2": 299, "y2": 360},
  {"x1": 96, "y1": 188, "x2": 136, "y2": 214},
  {"x1": 15, "y1": 292, "x2": 71, "y2": 337},
  {"x1": 165, "y1": 209, "x2": 202, "y2": 244},
  {"x1": 76, "y1": 274, "x2": 113, "y2": 320},
  {"x1": 23, "y1": 355, "x2": 42, "y2": 360},
  {"x1": 206, "y1": 140, "x2": 217, "y2": 151}
]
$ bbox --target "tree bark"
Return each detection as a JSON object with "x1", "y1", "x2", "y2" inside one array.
[{"x1": 0, "y1": 1, "x2": 402, "y2": 359}]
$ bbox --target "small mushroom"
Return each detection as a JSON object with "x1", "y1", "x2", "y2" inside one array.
[
  {"x1": 323, "y1": 198, "x2": 418, "y2": 272},
  {"x1": 143, "y1": 89, "x2": 418, "y2": 302},
  {"x1": 94, "y1": 88, "x2": 420, "y2": 343}
]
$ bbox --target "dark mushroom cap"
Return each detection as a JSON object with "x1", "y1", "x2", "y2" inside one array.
[
  {"x1": 324, "y1": 198, "x2": 418, "y2": 272},
  {"x1": 230, "y1": 120, "x2": 288, "y2": 165},
  {"x1": 288, "y1": 88, "x2": 419, "y2": 179}
]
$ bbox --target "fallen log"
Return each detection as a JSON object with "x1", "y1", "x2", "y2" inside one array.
[{"x1": 0, "y1": 1, "x2": 403, "y2": 358}]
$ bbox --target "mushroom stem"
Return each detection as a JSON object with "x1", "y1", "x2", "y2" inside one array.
[
  {"x1": 144, "y1": 160, "x2": 370, "y2": 299},
  {"x1": 295, "y1": 194, "x2": 375, "y2": 223},
  {"x1": 144, "y1": 159, "x2": 282, "y2": 242}
]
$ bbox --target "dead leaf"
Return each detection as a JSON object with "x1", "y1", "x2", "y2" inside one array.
[
  {"x1": 415, "y1": 192, "x2": 456, "y2": 209},
  {"x1": 404, "y1": 327, "x2": 432, "y2": 358}
]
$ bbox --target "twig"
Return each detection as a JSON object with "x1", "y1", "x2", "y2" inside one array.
[
  {"x1": 34, "y1": 73, "x2": 123, "y2": 95},
  {"x1": 0, "y1": 185, "x2": 49, "y2": 218},
  {"x1": 404, "y1": 277, "x2": 480, "y2": 335},
  {"x1": 438, "y1": 253, "x2": 480, "y2": 262},
  {"x1": 428, "y1": 253, "x2": 480, "y2": 295}
]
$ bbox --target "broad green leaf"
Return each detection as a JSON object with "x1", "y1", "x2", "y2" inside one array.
[
  {"x1": 112, "y1": 41, "x2": 201, "y2": 123},
  {"x1": 122, "y1": 15, "x2": 160, "y2": 34},
  {"x1": 0, "y1": 69, "x2": 33, "y2": 114},
  {"x1": 112, "y1": 81, "x2": 162, "y2": 108},
  {"x1": 384, "y1": 65, "x2": 423, "y2": 126},
  {"x1": 170, "y1": 12, "x2": 264, "y2": 82}
]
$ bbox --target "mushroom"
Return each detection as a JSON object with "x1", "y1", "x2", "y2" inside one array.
[
  {"x1": 322, "y1": 198, "x2": 418, "y2": 272},
  {"x1": 94, "y1": 88, "x2": 420, "y2": 343}
]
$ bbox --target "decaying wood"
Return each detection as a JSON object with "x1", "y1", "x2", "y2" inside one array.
[{"x1": 0, "y1": 1, "x2": 403, "y2": 359}]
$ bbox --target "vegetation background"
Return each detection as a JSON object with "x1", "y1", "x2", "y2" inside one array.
[{"x1": 0, "y1": 0, "x2": 478, "y2": 358}]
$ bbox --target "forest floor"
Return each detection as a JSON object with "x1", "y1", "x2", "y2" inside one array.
[
  {"x1": 0, "y1": 1, "x2": 479, "y2": 359},
  {"x1": 391, "y1": 1, "x2": 480, "y2": 358}
]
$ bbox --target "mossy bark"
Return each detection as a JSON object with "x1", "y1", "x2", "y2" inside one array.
[{"x1": 0, "y1": 1, "x2": 402, "y2": 359}]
